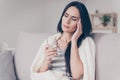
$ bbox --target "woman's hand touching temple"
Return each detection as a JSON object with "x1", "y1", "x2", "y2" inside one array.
[{"x1": 71, "y1": 20, "x2": 82, "y2": 43}]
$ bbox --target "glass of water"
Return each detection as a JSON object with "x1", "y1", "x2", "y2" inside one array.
[
  {"x1": 46, "y1": 37, "x2": 57, "y2": 49},
  {"x1": 46, "y1": 37, "x2": 58, "y2": 62}
]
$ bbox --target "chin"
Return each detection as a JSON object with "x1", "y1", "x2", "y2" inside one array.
[
  {"x1": 62, "y1": 28, "x2": 69, "y2": 32},
  {"x1": 62, "y1": 27, "x2": 75, "y2": 33},
  {"x1": 62, "y1": 29, "x2": 74, "y2": 33}
]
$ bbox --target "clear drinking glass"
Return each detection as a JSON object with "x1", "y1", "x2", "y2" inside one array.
[
  {"x1": 46, "y1": 37, "x2": 57, "y2": 49},
  {"x1": 46, "y1": 37, "x2": 58, "y2": 63}
]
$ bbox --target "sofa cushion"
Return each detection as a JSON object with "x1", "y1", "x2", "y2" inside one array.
[
  {"x1": 0, "y1": 50, "x2": 16, "y2": 80},
  {"x1": 14, "y1": 32, "x2": 51, "y2": 80},
  {"x1": 93, "y1": 33, "x2": 120, "y2": 80}
]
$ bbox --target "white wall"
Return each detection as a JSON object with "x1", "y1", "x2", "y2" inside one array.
[
  {"x1": 0, "y1": 0, "x2": 119, "y2": 48},
  {"x1": 0, "y1": 0, "x2": 85, "y2": 48},
  {"x1": 0, "y1": 0, "x2": 56, "y2": 48}
]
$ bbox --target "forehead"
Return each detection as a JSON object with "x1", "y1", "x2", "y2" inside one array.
[{"x1": 65, "y1": 6, "x2": 80, "y2": 17}]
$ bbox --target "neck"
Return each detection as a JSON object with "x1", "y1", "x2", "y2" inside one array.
[{"x1": 61, "y1": 32, "x2": 72, "y2": 43}]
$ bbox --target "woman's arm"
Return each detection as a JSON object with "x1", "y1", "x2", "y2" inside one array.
[
  {"x1": 30, "y1": 39, "x2": 59, "y2": 80},
  {"x1": 70, "y1": 40, "x2": 84, "y2": 79},
  {"x1": 70, "y1": 19, "x2": 83, "y2": 79}
]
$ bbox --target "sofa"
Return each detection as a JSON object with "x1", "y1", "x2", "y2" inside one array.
[{"x1": 0, "y1": 32, "x2": 120, "y2": 80}]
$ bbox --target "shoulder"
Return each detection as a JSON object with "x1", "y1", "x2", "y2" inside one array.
[
  {"x1": 82, "y1": 36, "x2": 95, "y2": 45},
  {"x1": 83, "y1": 36, "x2": 94, "y2": 42},
  {"x1": 80, "y1": 36, "x2": 96, "y2": 51},
  {"x1": 79, "y1": 37, "x2": 96, "y2": 59}
]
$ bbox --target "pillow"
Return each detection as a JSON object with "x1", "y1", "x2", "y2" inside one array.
[
  {"x1": 0, "y1": 50, "x2": 16, "y2": 80},
  {"x1": 14, "y1": 32, "x2": 51, "y2": 80}
]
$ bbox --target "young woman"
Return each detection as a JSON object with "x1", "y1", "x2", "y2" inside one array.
[{"x1": 31, "y1": 1, "x2": 95, "y2": 80}]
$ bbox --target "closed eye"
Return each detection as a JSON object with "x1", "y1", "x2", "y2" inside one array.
[
  {"x1": 64, "y1": 13, "x2": 69, "y2": 17},
  {"x1": 72, "y1": 17, "x2": 77, "y2": 21},
  {"x1": 72, "y1": 16, "x2": 79, "y2": 21}
]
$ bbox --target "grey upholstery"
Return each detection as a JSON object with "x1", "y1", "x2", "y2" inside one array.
[{"x1": 0, "y1": 50, "x2": 16, "y2": 80}]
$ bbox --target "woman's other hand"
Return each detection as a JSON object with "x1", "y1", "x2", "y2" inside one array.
[
  {"x1": 44, "y1": 44, "x2": 57, "y2": 64},
  {"x1": 38, "y1": 44, "x2": 57, "y2": 72}
]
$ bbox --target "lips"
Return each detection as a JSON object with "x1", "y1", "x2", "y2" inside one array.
[{"x1": 63, "y1": 24, "x2": 69, "y2": 28}]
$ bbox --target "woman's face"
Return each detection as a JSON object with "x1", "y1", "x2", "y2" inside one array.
[{"x1": 62, "y1": 6, "x2": 80, "y2": 33}]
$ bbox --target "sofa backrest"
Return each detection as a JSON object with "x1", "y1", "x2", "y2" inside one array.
[
  {"x1": 93, "y1": 33, "x2": 120, "y2": 80},
  {"x1": 14, "y1": 32, "x2": 52, "y2": 80},
  {"x1": 14, "y1": 32, "x2": 120, "y2": 80}
]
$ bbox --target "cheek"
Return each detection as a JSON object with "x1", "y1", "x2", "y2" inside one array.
[
  {"x1": 71, "y1": 23, "x2": 77, "y2": 31},
  {"x1": 72, "y1": 26, "x2": 77, "y2": 32},
  {"x1": 61, "y1": 17, "x2": 65, "y2": 26},
  {"x1": 62, "y1": 16, "x2": 66, "y2": 23}
]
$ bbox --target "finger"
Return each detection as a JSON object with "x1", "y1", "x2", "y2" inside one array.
[
  {"x1": 78, "y1": 19, "x2": 81, "y2": 24},
  {"x1": 44, "y1": 45, "x2": 49, "y2": 54},
  {"x1": 79, "y1": 20, "x2": 82, "y2": 30},
  {"x1": 45, "y1": 56, "x2": 52, "y2": 61},
  {"x1": 47, "y1": 54, "x2": 57, "y2": 60},
  {"x1": 47, "y1": 48, "x2": 57, "y2": 52},
  {"x1": 44, "y1": 47, "x2": 56, "y2": 54},
  {"x1": 46, "y1": 51, "x2": 57, "y2": 56},
  {"x1": 77, "y1": 19, "x2": 81, "y2": 27},
  {"x1": 45, "y1": 53, "x2": 57, "y2": 60},
  {"x1": 44, "y1": 44, "x2": 50, "y2": 50},
  {"x1": 45, "y1": 50, "x2": 57, "y2": 56},
  {"x1": 45, "y1": 48, "x2": 57, "y2": 54},
  {"x1": 47, "y1": 52, "x2": 57, "y2": 56},
  {"x1": 77, "y1": 20, "x2": 82, "y2": 33}
]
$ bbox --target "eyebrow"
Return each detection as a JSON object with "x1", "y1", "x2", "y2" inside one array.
[{"x1": 65, "y1": 12, "x2": 79, "y2": 19}]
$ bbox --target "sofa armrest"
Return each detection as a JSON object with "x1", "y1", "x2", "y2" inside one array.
[{"x1": 6, "y1": 48, "x2": 15, "y2": 55}]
